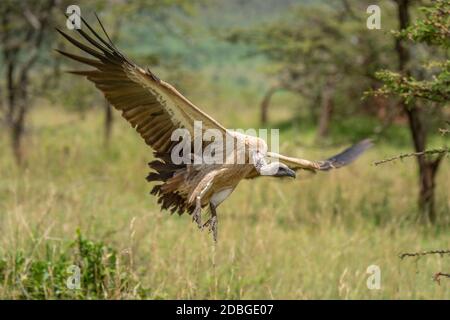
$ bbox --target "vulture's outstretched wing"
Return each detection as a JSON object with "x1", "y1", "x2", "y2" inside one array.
[
  {"x1": 56, "y1": 16, "x2": 226, "y2": 154},
  {"x1": 316, "y1": 139, "x2": 373, "y2": 171},
  {"x1": 267, "y1": 139, "x2": 373, "y2": 172}
]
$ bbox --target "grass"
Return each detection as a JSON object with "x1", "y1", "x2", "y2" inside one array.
[{"x1": 0, "y1": 105, "x2": 449, "y2": 299}]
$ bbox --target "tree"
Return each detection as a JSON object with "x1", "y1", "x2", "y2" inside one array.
[
  {"x1": 0, "y1": 0, "x2": 62, "y2": 165},
  {"x1": 372, "y1": 0, "x2": 449, "y2": 222},
  {"x1": 226, "y1": 1, "x2": 395, "y2": 140},
  {"x1": 0, "y1": 0, "x2": 204, "y2": 158}
]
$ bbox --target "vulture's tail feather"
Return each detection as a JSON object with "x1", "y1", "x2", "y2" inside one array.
[{"x1": 147, "y1": 153, "x2": 195, "y2": 216}]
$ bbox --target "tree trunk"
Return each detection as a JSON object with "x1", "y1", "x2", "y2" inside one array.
[
  {"x1": 5, "y1": 91, "x2": 27, "y2": 166},
  {"x1": 395, "y1": 0, "x2": 442, "y2": 222},
  {"x1": 316, "y1": 83, "x2": 334, "y2": 141},
  {"x1": 4, "y1": 56, "x2": 25, "y2": 165},
  {"x1": 309, "y1": 90, "x2": 321, "y2": 124},
  {"x1": 1, "y1": 1, "x2": 55, "y2": 166},
  {"x1": 404, "y1": 106, "x2": 443, "y2": 223},
  {"x1": 5, "y1": 54, "x2": 29, "y2": 166},
  {"x1": 11, "y1": 112, "x2": 25, "y2": 166},
  {"x1": 417, "y1": 161, "x2": 439, "y2": 223},
  {"x1": 260, "y1": 86, "x2": 279, "y2": 125}
]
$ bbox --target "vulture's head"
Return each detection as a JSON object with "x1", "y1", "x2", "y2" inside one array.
[{"x1": 260, "y1": 162, "x2": 296, "y2": 179}]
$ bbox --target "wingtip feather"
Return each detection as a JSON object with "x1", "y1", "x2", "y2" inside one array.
[{"x1": 319, "y1": 138, "x2": 373, "y2": 171}]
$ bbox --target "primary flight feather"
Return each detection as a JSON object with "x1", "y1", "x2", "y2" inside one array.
[{"x1": 57, "y1": 16, "x2": 372, "y2": 241}]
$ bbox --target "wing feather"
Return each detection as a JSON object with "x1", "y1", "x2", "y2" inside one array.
[
  {"x1": 57, "y1": 18, "x2": 227, "y2": 154},
  {"x1": 318, "y1": 139, "x2": 373, "y2": 171},
  {"x1": 267, "y1": 139, "x2": 373, "y2": 173}
]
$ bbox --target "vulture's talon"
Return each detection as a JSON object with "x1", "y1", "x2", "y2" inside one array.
[
  {"x1": 203, "y1": 216, "x2": 218, "y2": 242},
  {"x1": 192, "y1": 207, "x2": 202, "y2": 228},
  {"x1": 212, "y1": 218, "x2": 218, "y2": 242}
]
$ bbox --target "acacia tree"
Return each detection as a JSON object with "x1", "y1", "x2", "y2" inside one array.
[
  {"x1": 373, "y1": 0, "x2": 449, "y2": 222},
  {"x1": 0, "y1": 0, "x2": 204, "y2": 158},
  {"x1": 226, "y1": 1, "x2": 395, "y2": 137},
  {"x1": 0, "y1": 0, "x2": 61, "y2": 165}
]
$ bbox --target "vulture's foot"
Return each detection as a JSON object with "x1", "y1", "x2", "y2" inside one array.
[
  {"x1": 192, "y1": 207, "x2": 202, "y2": 228},
  {"x1": 203, "y1": 215, "x2": 218, "y2": 242},
  {"x1": 204, "y1": 202, "x2": 218, "y2": 242}
]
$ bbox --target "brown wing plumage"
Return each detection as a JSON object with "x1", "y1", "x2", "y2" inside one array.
[
  {"x1": 56, "y1": 16, "x2": 226, "y2": 155},
  {"x1": 56, "y1": 16, "x2": 229, "y2": 215}
]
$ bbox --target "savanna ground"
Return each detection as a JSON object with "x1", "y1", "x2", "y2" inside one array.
[{"x1": 0, "y1": 98, "x2": 449, "y2": 299}]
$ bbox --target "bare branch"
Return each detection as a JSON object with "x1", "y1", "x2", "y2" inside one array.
[
  {"x1": 340, "y1": 0, "x2": 362, "y2": 21},
  {"x1": 399, "y1": 249, "x2": 450, "y2": 260},
  {"x1": 374, "y1": 148, "x2": 449, "y2": 166},
  {"x1": 17, "y1": 0, "x2": 56, "y2": 86},
  {"x1": 400, "y1": 250, "x2": 450, "y2": 285},
  {"x1": 23, "y1": 8, "x2": 41, "y2": 30},
  {"x1": 434, "y1": 272, "x2": 450, "y2": 285}
]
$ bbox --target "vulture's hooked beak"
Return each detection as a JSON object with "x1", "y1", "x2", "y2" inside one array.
[
  {"x1": 275, "y1": 166, "x2": 296, "y2": 179},
  {"x1": 285, "y1": 168, "x2": 296, "y2": 179}
]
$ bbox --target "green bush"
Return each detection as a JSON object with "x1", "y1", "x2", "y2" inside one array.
[{"x1": 0, "y1": 230, "x2": 147, "y2": 299}]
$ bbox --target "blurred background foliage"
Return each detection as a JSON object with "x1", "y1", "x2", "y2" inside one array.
[{"x1": 0, "y1": 0, "x2": 449, "y2": 299}]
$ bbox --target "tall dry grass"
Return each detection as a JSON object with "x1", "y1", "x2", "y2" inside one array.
[{"x1": 0, "y1": 106, "x2": 449, "y2": 299}]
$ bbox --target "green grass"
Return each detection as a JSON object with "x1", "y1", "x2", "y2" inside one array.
[
  {"x1": 0, "y1": 230, "x2": 144, "y2": 299},
  {"x1": 0, "y1": 106, "x2": 449, "y2": 299}
]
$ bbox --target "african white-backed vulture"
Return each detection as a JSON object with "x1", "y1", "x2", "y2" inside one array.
[{"x1": 56, "y1": 16, "x2": 372, "y2": 241}]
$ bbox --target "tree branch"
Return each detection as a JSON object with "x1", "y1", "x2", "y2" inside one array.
[
  {"x1": 399, "y1": 249, "x2": 450, "y2": 260},
  {"x1": 374, "y1": 148, "x2": 449, "y2": 166},
  {"x1": 433, "y1": 272, "x2": 450, "y2": 285}
]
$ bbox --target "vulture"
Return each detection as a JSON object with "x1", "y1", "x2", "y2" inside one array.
[{"x1": 56, "y1": 16, "x2": 372, "y2": 241}]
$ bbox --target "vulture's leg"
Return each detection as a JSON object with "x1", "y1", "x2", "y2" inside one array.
[
  {"x1": 203, "y1": 202, "x2": 218, "y2": 242},
  {"x1": 192, "y1": 181, "x2": 212, "y2": 228},
  {"x1": 192, "y1": 196, "x2": 202, "y2": 228}
]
